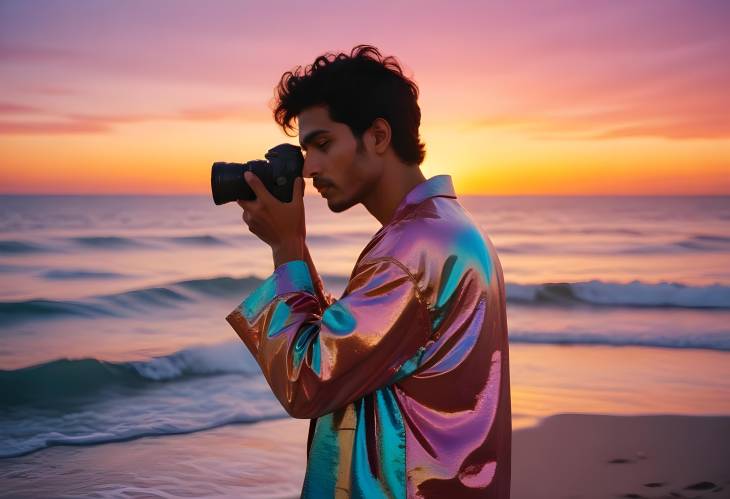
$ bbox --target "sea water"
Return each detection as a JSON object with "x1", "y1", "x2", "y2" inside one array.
[{"x1": 1, "y1": 194, "x2": 729, "y2": 459}]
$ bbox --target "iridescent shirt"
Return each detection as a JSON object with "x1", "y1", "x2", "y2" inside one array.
[{"x1": 226, "y1": 174, "x2": 511, "y2": 498}]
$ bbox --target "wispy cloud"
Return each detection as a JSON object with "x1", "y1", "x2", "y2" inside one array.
[
  {"x1": 0, "y1": 102, "x2": 43, "y2": 114},
  {"x1": 0, "y1": 102, "x2": 270, "y2": 135},
  {"x1": 0, "y1": 121, "x2": 109, "y2": 134},
  {"x1": 0, "y1": 44, "x2": 78, "y2": 63},
  {"x1": 3, "y1": 1, "x2": 728, "y2": 140},
  {"x1": 468, "y1": 105, "x2": 730, "y2": 141}
]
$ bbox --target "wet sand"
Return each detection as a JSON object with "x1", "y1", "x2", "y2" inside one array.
[
  {"x1": 1, "y1": 414, "x2": 728, "y2": 498},
  {"x1": 512, "y1": 414, "x2": 730, "y2": 499}
]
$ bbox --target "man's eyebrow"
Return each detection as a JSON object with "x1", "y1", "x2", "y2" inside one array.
[{"x1": 299, "y1": 129, "x2": 329, "y2": 151}]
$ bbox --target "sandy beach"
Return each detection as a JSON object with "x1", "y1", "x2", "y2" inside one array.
[
  {"x1": 512, "y1": 414, "x2": 730, "y2": 499},
  {"x1": 1, "y1": 413, "x2": 728, "y2": 498}
]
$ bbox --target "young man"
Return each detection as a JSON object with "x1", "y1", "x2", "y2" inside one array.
[{"x1": 226, "y1": 45, "x2": 511, "y2": 498}]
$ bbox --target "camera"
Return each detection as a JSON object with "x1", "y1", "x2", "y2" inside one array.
[{"x1": 211, "y1": 143, "x2": 304, "y2": 205}]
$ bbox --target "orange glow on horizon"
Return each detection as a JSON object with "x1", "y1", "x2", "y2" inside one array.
[{"x1": 2, "y1": 119, "x2": 728, "y2": 196}]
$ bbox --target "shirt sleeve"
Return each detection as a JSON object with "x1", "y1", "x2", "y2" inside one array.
[
  {"x1": 315, "y1": 282, "x2": 337, "y2": 309},
  {"x1": 303, "y1": 252, "x2": 337, "y2": 309},
  {"x1": 225, "y1": 257, "x2": 431, "y2": 419}
]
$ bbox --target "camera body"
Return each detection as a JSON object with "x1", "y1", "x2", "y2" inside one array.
[{"x1": 211, "y1": 143, "x2": 304, "y2": 205}]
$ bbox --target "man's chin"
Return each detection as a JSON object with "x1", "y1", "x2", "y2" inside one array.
[{"x1": 326, "y1": 196, "x2": 355, "y2": 213}]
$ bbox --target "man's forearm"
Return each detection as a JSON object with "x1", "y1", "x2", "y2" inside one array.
[
  {"x1": 302, "y1": 243, "x2": 317, "y2": 278},
  {"x1": 272, "y1": 239, "x2": 305, "y2": 269}
]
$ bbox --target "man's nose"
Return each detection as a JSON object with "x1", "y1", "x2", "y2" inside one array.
[{"x1": 302, "y1": 156, "x2": 320, "y2": 179}]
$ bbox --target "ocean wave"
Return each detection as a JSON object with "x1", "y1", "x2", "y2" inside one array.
[
  {"x1": 0, "y1": 342, "x2": 285, "y2": 459},
  {"x1": 0, "y1": 240, "x2": 49, "y2": 254},
  {"x1": 175, "y1": 275, "x2": 264, "y2": 298},
  {"x1": 40, "y1": 269, "x2": 131, "y2": 280},
  {"x1": 164, "y1": 235, "x2": 230, "y2": 246},
  {"x1": 0, "y1": 263, "x2": 41, "y2": 273},
  {"x1": 1, "y1": 233, "x2": 232, "y2": 256},
  {"x1": 496, "y1": 243, "x2": 550, "y2": 254},
  {"x1": 507, "y1": 280, "x2": 730, "y2": 309},
  {"x1": 0, "y1": 277, "x2": 253, "y2": 325},
  {"x1": 617, "y1": 234, "x2": 730, "y2": 254},
  {"x1": 510, "y1": 331, "x2": 730, "y2": 351},
  {"x1": 497, "y1": 235, "x2": 730, "y2": 255},
  {"x1": 307, "y1": 234, "x2": 354, "y2": 243},
  {"x1": 2, "y1": 326, "x2": 729, "y2": 458},
  {"x1": 0, "y1": 411, "x2": 286, "y2": 459},
  {"x1": 5, "y1": 229, "x2": 730, "y2": 258},
  {"x1": 486, "y1": 227, "x2": 647, "y2": 237},
  {"x1": 0, "y1": 274, "x2": 349, "y2": 325},
  {"x1": 70, "y1": 236, "x2": 149, "y2": 249},
  {"x1": 0, "y1": 342, "x2": 262, "y2": 407},
  {"x1": 0, "y1": 299, "x2": 123, "y2": 323},
  {"x1": 0, "y1": 289, "x2": 191, "y2": 326},
  {"x1": 1, "y1": 277, "x2": 727, "y2": 326}
]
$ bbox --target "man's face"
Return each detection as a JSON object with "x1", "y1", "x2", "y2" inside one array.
[{"x1": 298, "y1": 105, "x2": 381, "y2": 213}]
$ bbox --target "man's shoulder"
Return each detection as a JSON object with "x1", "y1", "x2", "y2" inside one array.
[
  {"x1": 361, "y1": 196, "x2": 494, "y2": 272},
  {"x1": 365, "y1": 197, "x2": 458, "y2": 250},
  {"x1": 354, "y1": 197, "x2": 501, "y2": 308},
  {"x1": 359, "y1": 198, "x2": 504, "y2": 307}
]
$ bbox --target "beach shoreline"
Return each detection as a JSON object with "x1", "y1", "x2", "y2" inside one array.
[{"x1": 1, "y1": 413, "x2": 728, "y2": 498}]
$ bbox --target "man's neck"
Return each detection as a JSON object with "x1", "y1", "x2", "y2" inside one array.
[{"x1": 361, "y1": 162, "x2": 427, "y2": 227}]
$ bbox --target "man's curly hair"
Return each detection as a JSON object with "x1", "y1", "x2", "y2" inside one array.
[{"x1": 272, "y1": 45, "x2": 426, "y2": 166}]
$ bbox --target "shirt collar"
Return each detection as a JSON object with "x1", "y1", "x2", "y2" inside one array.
[{"x1": 391, "y1": 174, "x2": 456, "y2": 221}]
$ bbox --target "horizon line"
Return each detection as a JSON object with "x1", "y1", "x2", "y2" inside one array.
[{"x1": 1, "y1": 192, "x2": 728, "y2": 198}]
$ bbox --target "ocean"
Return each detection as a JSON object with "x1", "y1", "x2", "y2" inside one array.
[{"x1": 1, "y1": 193, "x2": 729, "y2": 460}]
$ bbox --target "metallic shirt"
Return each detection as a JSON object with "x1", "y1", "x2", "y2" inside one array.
[{"x1": 226, "y1": 174, "x2": 511, "y2": 498}]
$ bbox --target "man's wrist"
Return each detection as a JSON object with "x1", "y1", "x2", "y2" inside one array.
[{"x1": 272, "y1": 239, "x2": 305, "y2": 268}]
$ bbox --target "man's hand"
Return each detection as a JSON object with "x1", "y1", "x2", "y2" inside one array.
[{"x1": 238, "y1": 171, "x2": 305, "y2": 266}]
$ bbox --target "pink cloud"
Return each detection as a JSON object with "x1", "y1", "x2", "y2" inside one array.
[
  {"x1": 0, "y1": 103, "x2": 270, "y2": 135},
  {"x1": 2, "y1": 1, "x2": 728, "y2": 142},
  {"x1": 0, "y1": 44, "x2": 78, "y2": 62},
  {"x1": 0, "y1": 121, "x2": 109, "y2": 134},
  {"x1": 0, "y1": 102, "x2": 43, "y2": 114}
]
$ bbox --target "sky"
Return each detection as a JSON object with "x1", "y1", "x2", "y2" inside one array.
[{"x1": 0, "y1": 0, "x2": 728, "y2": 195}]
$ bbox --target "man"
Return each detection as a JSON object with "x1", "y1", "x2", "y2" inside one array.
[{"x1": 225, "y1": 45, "x2": 511, "y2": 498}]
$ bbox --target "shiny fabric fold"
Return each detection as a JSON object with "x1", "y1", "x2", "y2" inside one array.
[{"x1": 226, "y1": 174, "x2": 511, "y2": 498}]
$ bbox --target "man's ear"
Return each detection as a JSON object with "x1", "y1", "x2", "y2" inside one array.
[{"x1": 368, "y1": 118, "x2": 392, "y2": 155}]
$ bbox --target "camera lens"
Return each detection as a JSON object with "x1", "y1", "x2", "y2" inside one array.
[{"x1": 211, "y1": 162, "x2": 248, "y2": 205}]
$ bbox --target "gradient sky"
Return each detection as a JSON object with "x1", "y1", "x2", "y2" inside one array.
[{"x1": 1, "y1": 0, "x2": 728, "y2": 195}]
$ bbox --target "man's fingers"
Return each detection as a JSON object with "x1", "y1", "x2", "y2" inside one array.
[
  {"x1": 241, "y1": 210, "x2": 258, "y2": 234},
  {"x1": 244, "y1": 171, "x2": 275, "y2": 203},
  {"x1": 293, "y1": 176, "x2": 304, "y2": 202}
]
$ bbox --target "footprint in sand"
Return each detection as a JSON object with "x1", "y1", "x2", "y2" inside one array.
[
  {"x1": 608, "y1": 458, "x2": 633, "y2": 464},
  {"x1": 684, "y1": 481, "x2": 716, "y2": 491}
]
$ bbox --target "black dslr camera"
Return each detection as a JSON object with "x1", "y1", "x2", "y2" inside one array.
[{"x1": 211, "y1": 143, "x2": 304, "y2": 205}]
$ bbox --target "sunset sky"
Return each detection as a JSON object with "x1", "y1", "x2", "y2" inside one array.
[{"x1": 1, "y1": 0, "x2": 728, "y2": 195}]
